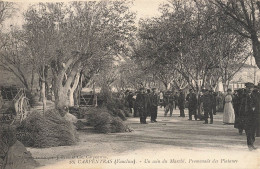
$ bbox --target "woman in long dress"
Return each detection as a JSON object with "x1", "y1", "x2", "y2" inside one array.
[{"x1": 223, "y1": 89, "x2": 235, "y2": 124}]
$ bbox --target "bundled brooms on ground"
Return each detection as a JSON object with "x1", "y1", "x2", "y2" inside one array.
[
  {"x1": 16, "y1": 97, "x2": 132, "y2": 148},
  {"x1": 86, "y1": 107, "x2": 130, "y2": 133},
  {"x1": 0, "y1": 124, "x2": 39, "y2": 169},
  {"x1": 16, "y1": 109, "x2": 78, "y2": 148}
]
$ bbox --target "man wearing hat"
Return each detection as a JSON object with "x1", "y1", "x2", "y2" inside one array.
[
  {"x1": 127, "y1": 91, "x2": 134, "y2": 114},
  {"x1": 201, "y1": 89, "x2": 213, "y2": 124},
  {"x1": 164, "y1": 90, "x2": 175, "y2": 117},
  {"x1": 150, "y1": 88, "x2": 159, "y2": 122},
  {"x1": 210, "y1": 90, "x2": 217, "y2": 115},
  {"x1": 178, "y1": 90, "x2": 185, "y2": 117},
  {"x1": 135, "y1": 88, "x2": 148, "y2": 124},
  {"x1": 240, "y1": 82, "x2": 257, "y2": 150},
  {"x1": 186, "y1": 88, "x2": 197, "y2": 120},
  {"x1": 253, "y1": 83, "x2": 260, "y2": 138},
  {"x1": 146, "y1": 89, "x2": 152, "y2": 117},
  {"x1": 233, "y1": 88, "x2": 245, "y2": 134}
]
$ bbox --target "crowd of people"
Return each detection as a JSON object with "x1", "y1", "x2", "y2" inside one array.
[
  {"x1": 122, "y1": 82, "x2": 260, "y2": 151},
  {"x1": 123, "y1": 87, "x2": 220, "y2": 124}
]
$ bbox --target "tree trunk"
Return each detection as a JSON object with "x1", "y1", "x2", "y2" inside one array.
[
  {"x1": 69, "y1": 90, "x2": 74, "y2": 107},
  {"x1": 53, "y1": 72, "x2": 69, "y2": 111},
  {"x1": 55, "y1": 88, "x2": 69, "y2": 109},
  {"x1": 251, "y1": 35, "x2": 260, "y2": 69},
  {"x1": 41, "y1": 80, "x2": 46, "y2": 113},
  {"x1": 69, "y1": 73, "x2": 80, "y2": 107},
  {"x1": 30, "y1": 67, "x2": 35, "y2": 93},
  {"x1": 53, "y1": 62, "x2": 81, "y2": 114}
]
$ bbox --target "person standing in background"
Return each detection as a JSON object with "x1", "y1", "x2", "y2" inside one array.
[
  {"x1": 201, "y1": 89, "x2": 213, "y2": 124},
  {"x1": 197, "y1": 91, "x2": 204, "y2": 120},
  {"x1": 211, "y1": 90, "x2": 217, "y2": 115},
  {"x1": 178, "y1": 90, "x2": 185, "y2": 117},
  {"x1": 233, "y1": 89, "x2": 245, "y2": 134},
  {"x1": 159, "y1": 91, "x2": 164, "y2": 108},
  {"x1": 174, "y1": 92, "x2": 179, "y2": 109},
  {"x1": 164, "y1": 91, "x2": 175, "y2": 117},
  {"x1": 146, "y1": 89, "x2": 152, "y2": 117},
  {"x1": 253, "y1": 84, "x2": 260, "y2": 138},
  {"x1": 240, "y1": 82, "x2": 257, "y2": 150},
  {"x1": 164, "y1": 91, "x2": 170, "y2": 117},
  {"x1": 150, "y1": 88, "x2": 159, "y2": 122},
  {"x1": 223, "y1": 89, "x2": 235, "y2": 124},
  {"x1": 136, "y1": 88, "x2": 147, "y2": 124},
  {"x1": 186, "y1": 89, "x2": 197, "y2": 120},
  {"x1": 133, "y1": 91, "x2": 138, "y2": 117},
  {"x1": 127, "y1": 91, "x2": 134, "y2": 114}
]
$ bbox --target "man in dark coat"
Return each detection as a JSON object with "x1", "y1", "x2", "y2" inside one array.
[
  {"x1": 178, "y1": 90, "x2": 185, "y2": 117},
  {"x1": 201, "y1": 89, "x2": 213, "y2": 124},
  {"x1": 197, "y1": 91, "x2": 205, "y2": 120},
  {"x1": 211, "y1": 90, "x2": 217, "y2": 115},
  {"x1": 135, "y1": 88, "x2": 147, "y2": 124},
  {"x1": 174, "y1": 92, "x2": 179, "y2": 109},
  {"x1": 164, "y1": 91, "x2": 175, "y2": 117},
  {"x1": 252, "y1": 84, "x2": 260, "y2": 138},
  {"x1": 146, "y1": 89, "x2": 152, "y2": 117},
  {"x1": 150, "y1": 88, "x2": 159, "y2": 122},
  {"x1": 240, "y1": 82, "x2": 257, "y2": 150},
  {"x1": 186, "y1": 89, "x2": 197, "y2": 120},
  {"x1": 127, "y1": 91, "x2": 134, "y2": 114},
  {"x1": 133, "y1": 91, "x2": 138, "y2": 117},
  {"x1": 233, "y1": 89, "x2": 245, "y2": 134}
]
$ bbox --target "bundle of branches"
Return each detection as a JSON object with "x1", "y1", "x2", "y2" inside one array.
[
  {"x1": 106, "y1": 97, "x2": 131, "y2": 120},
  {"x1": 16, "y1": 109, "x2": 78, "y2": 148},
  {"x1": 0, "y1": 124, "x2": 39, "y2": 169},
  {"x1": 87, "y1": 107, "x2": 130, "y2": 133},
  {"x1": 0, "y1": 124, "x2": 17, "y2": 167}
]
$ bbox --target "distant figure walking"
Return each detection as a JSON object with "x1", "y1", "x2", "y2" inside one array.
[{"x1": 223, "y1": 89, "x2": 235, "y2": 124}]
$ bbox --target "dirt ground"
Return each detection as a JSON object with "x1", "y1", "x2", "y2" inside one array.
[{"x1": 28, "y1": 108, "x2": 260, "y2": 169}]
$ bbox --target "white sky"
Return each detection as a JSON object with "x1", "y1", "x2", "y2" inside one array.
[{"x1": 2, "y1": 0, "x2": 167, "y2": 31}]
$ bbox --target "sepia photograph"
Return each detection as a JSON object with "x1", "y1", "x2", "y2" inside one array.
[{"x1": 0, "y1": 0, "x2": 260, "y2": 168}]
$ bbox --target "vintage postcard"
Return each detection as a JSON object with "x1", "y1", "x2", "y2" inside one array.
[{"x1": 0, "y1": 0, "x2": 259, "y2": 169}]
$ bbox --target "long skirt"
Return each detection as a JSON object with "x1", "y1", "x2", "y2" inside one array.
[{"x1": 223, "y1": 102, "x2": 235, "y2": 124}]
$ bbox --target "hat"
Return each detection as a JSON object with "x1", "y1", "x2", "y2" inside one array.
[
  {"x1": 202, "y1": 89, "x2": 208, "y2": 92},
  {"x1": 254, "y1": 85, "x2": 260, "y2": 89},
  {"x1": 245, "y1": 82, "x2": 254, "y2": 88},
  {"x1": 139, "y1": 87, "x2": 145, "y2": 91},
  {"x1": 152, "y1": 88, "x2": 157, "y2": 91},
  {"x1": 237, "y1": 88, "x2": 243, "y2": 93}
]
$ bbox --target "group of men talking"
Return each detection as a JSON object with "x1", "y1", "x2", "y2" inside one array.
[
  {"x1": 135, "y1": 88, "x2": 159, "y2": 124},
  {"x1": 130, "y1": 87, "x2": 217, "y2": 124}
]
